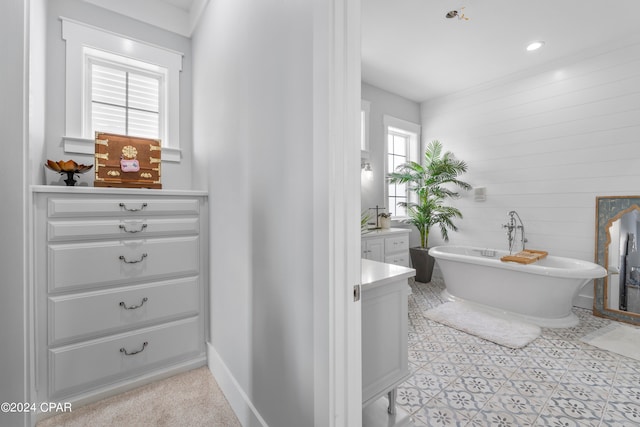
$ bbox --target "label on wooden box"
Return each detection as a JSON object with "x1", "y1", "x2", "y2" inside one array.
[{"x1": 94, "y1": 132, "x2": 162, "y2": 189}]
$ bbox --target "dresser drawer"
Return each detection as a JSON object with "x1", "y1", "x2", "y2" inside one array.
[
  {"x1": 47, "y1": 217, "x2": 199, "y2": 241},
  {"x1": 48, "y1": 236, "x2": 199, "y2": 292},
  {"x1": 48, "y1": 317, "x2": 201, "y2": 398},
  {"x1": 385, "y1": 235, "x2": 409, "y2": 254},
  {"x1": 48, "y1": 277, "x2": 200, "y2": 345},
  {"x1": 47, "y1": 198, "x2": 200, "y2": 218}
]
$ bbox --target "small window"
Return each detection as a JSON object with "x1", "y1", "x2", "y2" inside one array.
[
  {"x1": 361, "y1": 100, "x2": 371, "y2": 154},
  {"x1": 88, "y1": 59, "x2": 163, "y2": 140},
  {"x1": 384, "y1": 116, "x2": 421, "y2": 219}
]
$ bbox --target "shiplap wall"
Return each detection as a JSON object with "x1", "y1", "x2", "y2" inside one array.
[{"x1": 421, "y1": 36, "x2": 640, "y2": 306}]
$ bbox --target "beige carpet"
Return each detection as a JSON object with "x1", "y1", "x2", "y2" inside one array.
[
  {"x1": 424, "y1": 301, "x2": 541, "y2": 349},
  {"x1": 581, "y1": 322, "x2": 640, "y2": 361},
  {"x1": 37, "y1": 367, "x2": 240, "y2": 427}
]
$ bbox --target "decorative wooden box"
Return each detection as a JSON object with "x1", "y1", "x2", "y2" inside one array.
[{"x1": 94, "y1": 132, "x2": 162, "y2": 189}]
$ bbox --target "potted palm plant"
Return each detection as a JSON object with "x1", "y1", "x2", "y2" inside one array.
[{"x1": 388, "y1": 140, "x2": 471, "y2": 282}]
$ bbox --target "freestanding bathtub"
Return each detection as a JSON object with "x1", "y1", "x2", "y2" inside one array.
[{"x1": 428, "y1": 246, "x2": 607, "y2": 328}]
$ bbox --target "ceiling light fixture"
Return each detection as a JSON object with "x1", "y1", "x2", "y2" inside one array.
[
  {"x1": 526, "y1": 41, "x2": 545, "y2": 51},
  {"x1": 445, "y1": 7, "x2": 469, "y2": 21}
]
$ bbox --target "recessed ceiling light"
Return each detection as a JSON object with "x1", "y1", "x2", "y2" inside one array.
[{"x1": 526, "y1": 41, "x2": 545, "y2": 51}]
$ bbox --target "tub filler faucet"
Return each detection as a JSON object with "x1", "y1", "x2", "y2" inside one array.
[{"x1": 503, "y1": 210, "x2": 527, "y2": 254}]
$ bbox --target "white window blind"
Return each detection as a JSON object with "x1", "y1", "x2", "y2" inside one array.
[{"x1": 90, "y1": 61, "x2": 161, "y2": 139}]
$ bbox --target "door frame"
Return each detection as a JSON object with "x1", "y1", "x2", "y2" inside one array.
[{"x1": 313, "y1": 0, "x2": 362, "y2": 425}]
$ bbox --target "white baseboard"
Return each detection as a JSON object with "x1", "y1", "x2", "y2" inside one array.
[
  {"x1": 207, "y1": 342, "x2": 268, "y2": 427},
  {"x1": 573, "y1": 294, "x2": 593, "y2": 310}
]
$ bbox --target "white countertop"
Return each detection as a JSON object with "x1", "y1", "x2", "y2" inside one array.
[
  {"x1": 361, "y1": 259, "x2": 415, "y2": 290},
  {"x1": 30, "y1": 185, "x2": 208, "y2": 197},
  {"x1": 361, "y1": 227, "x2": 410, "y2": 237}
]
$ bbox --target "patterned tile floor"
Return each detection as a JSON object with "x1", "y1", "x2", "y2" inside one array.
[{"x1": 400, "y1": 271, "x2": 640, "y2": 427}]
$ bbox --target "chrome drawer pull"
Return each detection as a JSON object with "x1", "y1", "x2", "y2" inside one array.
[
  {"x1": 119, "y1": 202, "x2": 148, "y2": 212},
  {"x1": 119, "y1": 297, "x2": 148, "y2": 310},
  {"x1": 119, "y1": 253, "x2": 148, "y2": 264},
  {"x1": 120, "y1": 341, "x2": 148, "y2": 356},
  {"x1": 119, "y1": 223, "x2": 148, "y2": 233}
]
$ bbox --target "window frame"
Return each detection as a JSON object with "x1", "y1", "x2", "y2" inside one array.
[
  {"x1": 383, "y1": 115, "x2": 421, "y2": 220},
  {"x1": 61, "y1": 18, "x2": 183, "y2": 162}
]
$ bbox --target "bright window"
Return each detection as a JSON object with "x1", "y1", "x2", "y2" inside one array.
[
  {"x1": 361, "y1": 99, "x2": 371, "y2": 154},
  {"x1": 384, "y1": 116, "x2": 420, "y2": 218},
  {"x1": 89, "y1": 59, "x2": 163, "y2": 140}
]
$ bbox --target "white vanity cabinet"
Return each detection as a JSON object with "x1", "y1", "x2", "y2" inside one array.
[
  {"x1": 361, "y1": 259, "x2": 415, "y2": 427},
  {"x1": 362, "y1": 237, "x2": 385, "y2": 262},
  {"x1": 361, "y1": 228, "x2": 410, "y2": 267},
  {"x1": 31, "y1": 186, "x2": 208, "y2": 418}
]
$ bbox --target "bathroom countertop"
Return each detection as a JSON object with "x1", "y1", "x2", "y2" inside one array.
[
  {"x1": 361, "y1": 227, "x2": 409, "y2": 237},
  {"x1": 361, "y1": 259, "x2": 415, "y2": 290}
]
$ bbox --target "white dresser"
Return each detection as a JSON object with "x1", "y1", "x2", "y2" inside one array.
[
  {"x1": 361, "y1": 228, "x2": 410, "y2": 267},
  {"x1": 31, "y1": 186, "x2": 208, "y2": 419}
]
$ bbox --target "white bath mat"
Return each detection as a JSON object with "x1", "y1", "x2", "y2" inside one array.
[
  {"x1": 581, "y1": 323, "x2": 640, "y2": 361},
  {"x1": 424, "y1": 301, "x2": 541, "y2": 349}
]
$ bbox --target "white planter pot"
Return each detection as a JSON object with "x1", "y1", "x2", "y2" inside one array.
[{"x1": 379, "y1": 217, "x2": 391, "y2": 229}]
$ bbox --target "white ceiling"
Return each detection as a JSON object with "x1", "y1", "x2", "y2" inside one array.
[
  {"x1": 83, "y1": 0, "x2": 207, "y2": 37},
  {"x1": 362, "y1": 0, "x2": 640, "y2": 103},
  {"x1": 89, "y1": 0, "x2": 640, "y2": 102},
  {"x1": 160, "y1": 0, "x2": 194, "y2": 11}
]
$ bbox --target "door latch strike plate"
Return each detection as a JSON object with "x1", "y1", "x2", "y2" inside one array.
[{"x1": 353, "y1": 284, "x2": 361, "y2": 302}]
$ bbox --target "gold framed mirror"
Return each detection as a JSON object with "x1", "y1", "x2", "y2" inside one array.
[{"x1": 594, "y1": 196, "x2": 640, "y2": 325}]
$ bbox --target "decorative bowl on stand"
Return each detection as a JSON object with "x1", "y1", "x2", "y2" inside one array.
[{"x1": 45, "y1": 160, "x2": 94, "y2": 186}]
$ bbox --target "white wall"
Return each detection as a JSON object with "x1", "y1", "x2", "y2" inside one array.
[
  {"x1": 361, "y1": 82, "x2": 420, "y2": 211},
  {"x1": 421, "y1": 35, "x2": 640, "y2": 307},
  {"x1": 361, "y1": 82, "x2": 421, "y2": 245},
  {"x1": 0, "y1": 0, "x2": 28, "y2": 425},
  {"x1": 29, "y1": 0, "x2": 46, "y2": 185},
  {"x1": 192, "y1": 1, "x2": 317, "y2": 425},
  {"x1": 43, "y1": 0, "x2": 194, "y2": 189}
]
